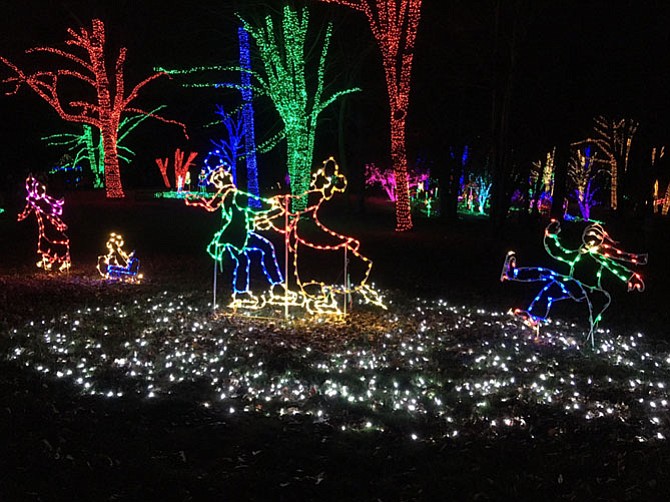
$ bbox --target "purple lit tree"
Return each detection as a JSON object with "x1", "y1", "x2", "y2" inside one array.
[
  {"x1": 568, "y1": 146, "x2": 604, "y2": 221},
  {"x1": 205, "y1": 107, "x2": 245, "y2": 186}
]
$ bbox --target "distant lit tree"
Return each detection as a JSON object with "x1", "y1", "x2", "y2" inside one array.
[
  {"x1": 317, "y1": 0, "x2": 423, "y2": 231},
  {"x1": 529, "y1": 149, "x2": 555, "y2": 215},
  {"x1": 580, "y1": 116, "x2": 638, "y2": 210},
  {"x1": 43, "y1": 106, "x2": 165, "y2": 188},
  {"x1": 568, "y1": 146, "x2": 604, "y2": 221},
  {"x1": 476, "y1": 174, "x2": 493, "y2": 214},
  {"x1": 1, "y1": 19, "x2": 186, "y2": 198},
  {"x1": 205, "y1": 107, "x2": 245, "y2": 187}
]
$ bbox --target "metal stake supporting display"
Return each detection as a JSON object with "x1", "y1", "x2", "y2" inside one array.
[
  {"x1": 284, "y1": 196, "x2": 290, "y2": 319},
  {"x1": 213, "y1": 258, "x2": 217, "y2": 309}
]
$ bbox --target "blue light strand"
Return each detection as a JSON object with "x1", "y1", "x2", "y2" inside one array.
[
  {"x1": 239, "y1": 27, "x2": 261, "y2": 208},
  {"x1": 502, "y1": 221, "x2": 646, "y2": 345}
]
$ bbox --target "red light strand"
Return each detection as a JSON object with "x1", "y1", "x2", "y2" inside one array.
[
  {"x1": 174, "y1": 149, "x2": 198, "y2": 189},
  {"x1": 317, "y1": 0, "x2": 422, "y2": 231},
  {"x1": 156, "y1": 158, "x2": 170, "y2": 188},
  {"x1": 1, "y1": 19, "x2": 187, "y2": 198}
]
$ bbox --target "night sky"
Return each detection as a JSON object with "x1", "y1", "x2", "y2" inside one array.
[{"x1": 0, "y1": 0, "x2": 668, "y2": 196}]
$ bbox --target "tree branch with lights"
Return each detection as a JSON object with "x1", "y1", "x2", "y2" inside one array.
[{"x1": 1, "y1": 19, "x2": 187, "y2": 198}]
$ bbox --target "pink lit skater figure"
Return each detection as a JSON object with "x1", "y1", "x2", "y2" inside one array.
[{"x1": 17, "y1": 176, "x2": 71, "y2": 271}]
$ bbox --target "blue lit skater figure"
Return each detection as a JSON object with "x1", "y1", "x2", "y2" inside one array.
[
  {"x1": 186, "y1": 166, "x2": 283, "y2": 309},
  {"x1": 500, "y1": 250, "x2": 604, "y2": 342},
  {"x1": 501, "y1": 220, "x2": 646, "y2": 345}
]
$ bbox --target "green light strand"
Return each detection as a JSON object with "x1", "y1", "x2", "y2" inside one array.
[
  {"x1": 239, "y1": 6, "x2": 360, "y2": 212},
  {"x1": 43, "y1": 106, "x2": 166, "y2": 189}
]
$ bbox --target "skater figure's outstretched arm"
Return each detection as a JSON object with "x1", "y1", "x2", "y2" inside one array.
[
  {"x1": 580, "y1": 223, "x2": 647, "y2": 291},
  {"x1": 543, "y1": 220, "x2": 580, "y2": 271}
]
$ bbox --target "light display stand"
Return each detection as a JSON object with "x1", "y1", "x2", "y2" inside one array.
[{"x1": 194, "y1": 158, "x2": 384, "y2": 319}]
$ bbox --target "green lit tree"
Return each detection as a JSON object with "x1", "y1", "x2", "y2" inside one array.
[
  {"x1": 239, "y1": 5, "x2": 359, "y2": 211},
  {"x1": 43, "y1": 106, "x2": 165, "y2": 188}
]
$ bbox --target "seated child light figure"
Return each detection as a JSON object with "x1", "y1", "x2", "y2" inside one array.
[
  {"x1": 501, "y1": 219, "x2": 646, "y2": 345},
  {"x1": 17, "y1": 175, "x2": 71, "y2": 272},
  {"x1": 97, "y1": 232, "x2": 142, "y2": 282}
]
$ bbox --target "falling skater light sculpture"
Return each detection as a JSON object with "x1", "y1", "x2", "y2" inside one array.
[
  {"x1": 17, "y1": 176, "x2": 71, "y2": 272},
  {"x1": 501, "y1": 220, "x2": 646, "y2": 345},
  {"x1": 97, "y1": 232, "x2": 142, "y2": 282}
]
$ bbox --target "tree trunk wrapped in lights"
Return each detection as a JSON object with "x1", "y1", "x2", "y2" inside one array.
[
  {"x1": 43, "y1": 106, "x2": 167, "y2": 189},
  {"x1": 159, "y1": 8, "x2": 356, "y2": 211},
  {"x1": 317, "y1": 0, "x2": 423, "y2": 231},
  {"x1": 238, "y1": 27, "x2": 261, "y2": 208},
  {"x1": 1, "y1": 19, "x2": 187, "y2": 198},
  {"x1": 581, "y1": 116, "x2": 638, "y2": 211},
  {"x1": 567, "y1": 146, "x2": 606, "y2": 221},
  {"x1": 239, "y1": 6, "x2": 359, "y2": 213}
]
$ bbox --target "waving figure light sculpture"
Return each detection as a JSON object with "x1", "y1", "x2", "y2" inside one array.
[{"x1": 17, "y1": 176, "x2": 71, "y2": 272}]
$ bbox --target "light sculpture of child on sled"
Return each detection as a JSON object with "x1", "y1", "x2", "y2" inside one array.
[{"x1": 97, "y1": 232, "x2": 142, "y2": 282}]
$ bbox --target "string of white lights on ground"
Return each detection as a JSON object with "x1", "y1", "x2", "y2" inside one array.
[{"x1": 6, "y1": 290, "x2": 670, "y2": 441}]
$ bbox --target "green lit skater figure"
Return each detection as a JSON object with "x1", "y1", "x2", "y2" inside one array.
[
  {"x1": 544, "y1": 220, "x2": 647, "y2": 293},
  {"x1": 185, "y1": 167, "x2": 284, "y2": 309},
  {"x1": 502, "y1": 220, "x2": 647, "y2": 345}
]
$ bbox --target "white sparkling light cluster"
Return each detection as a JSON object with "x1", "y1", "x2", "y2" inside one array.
[{"x1": 7, "y1": 292, "x2": 670, "y2": 441}]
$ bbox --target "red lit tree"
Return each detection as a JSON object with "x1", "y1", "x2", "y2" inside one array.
[
  {"x1": 1, "y1": 19, "x2": 186, "y2": 198},
  {"x1": 317, "y1": 0, "x2": 423, "y2": 231}
]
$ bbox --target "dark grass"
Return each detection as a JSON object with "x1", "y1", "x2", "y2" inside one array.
[{"x1": 3, "y1": 191, "x2": 670, "y2": 500}]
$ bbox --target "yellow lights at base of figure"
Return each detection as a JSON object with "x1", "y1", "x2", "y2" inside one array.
[
  {"x1": 188, "y1": 157, "x2": 385, "y2": 317},
  {"x1": 263, "y1": 157, "x2": 386, "y2": 316},
  {"x1": 97, "y1": 232, "x2": 142, "y2": 283}
]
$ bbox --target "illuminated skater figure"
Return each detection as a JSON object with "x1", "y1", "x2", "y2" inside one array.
[
  {"x1": 265, "y1": 158, "x2": 385, "y2": 314},
  {"x1": 97, "y1": 232, "x2": 142, "y2": 282},
  {"x1": 186, "y1": 167, "x2": 283, "y2": 309},
  {"x1": 17, "y1": 176, "x2": 71, "y2": 271},
  {"x1": 501, "y1": 220, "x2": 646, "y2": 344}
]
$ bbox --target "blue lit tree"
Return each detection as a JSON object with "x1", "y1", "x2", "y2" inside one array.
[
  {"x1": 476, "y1": 174, "x2": 493, "y2": 214},
  {"x1": 205, "y1": 107, "x2": 245, "y2": 186},
  {"x1": 568, "y1": 146, "x2": 604, "y2": 221},
  {"x1": 238, "y1": 26, "x2": 261, "y2": 208}
]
